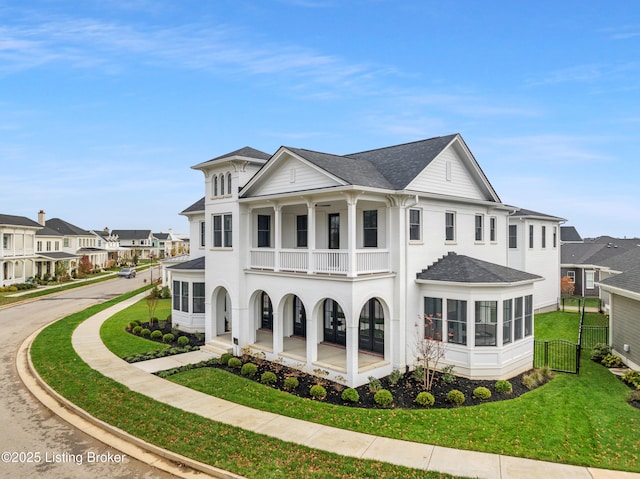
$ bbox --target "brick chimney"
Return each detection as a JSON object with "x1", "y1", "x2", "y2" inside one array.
[{"x1": 38, "y1": 210, "x2": 46, "y2": 225}]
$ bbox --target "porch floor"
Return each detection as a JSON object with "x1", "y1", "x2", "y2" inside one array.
[{"x1": 251, "y1": 329, "x2": 388, "y2": 374}]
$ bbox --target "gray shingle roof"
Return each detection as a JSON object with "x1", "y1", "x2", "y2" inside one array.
[
  {"x1": 37, "y1": 252, "x2": 80, "y2": 260},
  {"x1": 561, "y1": 237, "x2": 640, "y2": 267},
  {"x1": 417, "y1": 252, "x2": 541, "y2": 284},
  {"x1": 509, "y1": 207, "x2": 565, "y2": 222},
  {"x1": 36, "y1": 225, "x2": 64, "y2": 236},
  {"x1": 599, "y1": 266, "x2": 640, "y2": 295},
  {"x1": 348, "y1": 134, "x2": 458, "y2": 189},
  {"x1": 0, "y1": 214, "x2": 42, "y2": 229},
  {"x1": 561, "y1": 226, "x2": 582, "y2": 242},
  {"x1": 46, "y1": 218, "x2": 91, "y2": 236},
  {"x1": 181, "y1": 197, "x2": 205, "y2": 215},
  {"x1": 167, "y1": 256, "x2": 205, "y2": 271},
  {"x1": 287, "y1": 148, "x2": 394, "y2": 189},
  {"x1": 193, "y1": 147, "x2": 271, "y2": 170},
  {"x1": 111, "y1": 230, "x2": 152, "y2": 240}
]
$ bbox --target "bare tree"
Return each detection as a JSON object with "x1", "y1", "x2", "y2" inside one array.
[{"x1": 414, "y1": 315, "x2": 447, "y2": 391}]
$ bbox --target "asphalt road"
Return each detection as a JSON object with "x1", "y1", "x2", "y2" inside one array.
[{"x1": 0, "y1": 269, "x2": 178, "y2": 479}]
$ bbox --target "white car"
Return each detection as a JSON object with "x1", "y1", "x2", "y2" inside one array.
[{"x1": 118, "y1": 268, "x2": 136, "y2": 278}]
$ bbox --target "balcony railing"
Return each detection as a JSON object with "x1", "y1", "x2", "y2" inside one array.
[
  {"x1": 249, "y1": 248, "x2": 390, "y2": 275},
  {"x1": 0, "y1": 248, "x2": 35, "y2": 258}
]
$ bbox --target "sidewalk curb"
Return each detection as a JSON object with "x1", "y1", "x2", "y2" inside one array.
[{"x1": 16, "y1": 317, "x2": 246, "y2": 479}]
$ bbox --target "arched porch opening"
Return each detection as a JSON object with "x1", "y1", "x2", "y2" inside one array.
[{"x1": 213, "y1": 286, "x2": 232, "y2": 338}]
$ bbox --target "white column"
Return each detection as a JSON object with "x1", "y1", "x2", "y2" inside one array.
[
  {"x1": 346, "y1": 320, "x2": 359, "y2": 386},
  {"x1": 272, "y1": 309, "x2": 283, "y2": 354},
  {"x1": 274, "y1": 204, "x2": 281, "y2": 272},
  {"x1": 347, "y1": 196, "x2": 357, "y2": 277},
  {"x1": 307, "y1": 201, "x2": 316, "y2": 274}
]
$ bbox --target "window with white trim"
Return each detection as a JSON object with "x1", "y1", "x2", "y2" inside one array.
[
  {"x1": 489, "y1": 217, "x2": 497, "y2": 242},
  {"x1": 445, "y1": 212, "x2": 456, "y2": 242},
  {"x1": 409, "y1": 209, "x2": 421, "y2": 241},
  {"x1": 475, "y1": 214, "x2": 484, "y2": 242},
  {"x1": 586, "y1": 271, "x2": 595, "y2": 289},
  {"x1": 213, "y1": 214, "x2": 232, "y2": 248}
]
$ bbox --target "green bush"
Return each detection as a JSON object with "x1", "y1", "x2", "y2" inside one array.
[
  {"x1": 140, "y1": 328, "x2": 151, "y2": 338},
  {"x1": 495, "y1": 379, "x2": 513, "y2": 394},
  {"x1": 601, "y1": 354, "x2": 624, "y2": 368},
  {"x1": 309, "y1": 384, "x2": 327, "y2": 400},
  {"x1": 283, "y1": 376, "x2": 299, "y2": 390},
  {"x1": 622, "y1": 370, "x2": 640, "y2": 389},
  {"x1": 241, "y1": 362, "x2": 258, "y2": 377},
  {"x1": 227, "y1": 357, "x2": 242, "y2": 369},
  {"x1": 177, "y1": 336, "x2": 190, "y2": 347},
  {"x1": 591, "y1": 343, "x2": 611, "y2": 362},
  {"x1": 446, "y1": 389, "x2": 465, "y2": 406},
  {"x1": 261, "y1": 371, "x2": 277, "y2": 384},
  {"x1": 368, "y1": 376, "x2": 382, "y2": 393},
  {"x1": 219, "y1": 353, "x2": 233, "y2": 365},
  {"x1": 162, "y1": 333, "x2": 175, "y2": 343},
  {"x1": 441, "y1": 365, "x2": 456, "y2": 384},
  {"x1": 628, "y1": 389, "x2": 640, "y2": 404},
  {"x1": 473, "y1": 386, "x2": 492, "y2": 400},
  {"x1": 132, "y1": 325, "x2": 142, "y2": 335},
  {"x1": 415, "y1": 391, "x2": 435, "y2": 407},
  {"x1": 341, "y1": 388, "x2": 360, "y2": 403},
  {"x1": 388, "y1": 369, "x2": 403, "y2": 386},
  {"x1": 150, "y1": 330, "x2": 163, "y2": 340},
  {"x1": 374, "y1": 389, "x2": 394, "y2": 407}
]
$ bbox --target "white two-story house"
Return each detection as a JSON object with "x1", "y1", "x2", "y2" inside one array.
[
  {"x1": 167, "y1": 135, "x2": 563, "y2": 387},
  {"x1": 0, "y1": 214, "x2": 42, "y2": 286}
]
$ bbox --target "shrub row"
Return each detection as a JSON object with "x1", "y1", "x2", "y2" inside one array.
[
  {"x1": 591, "y1": 343, "x2": 625, "y2": 369},
  {"x1": 622, "y1": 370, "x2": 640, "y2": 390},
  {"x1": 124, "y1": 345, "x2": 199, "y2": 363}
]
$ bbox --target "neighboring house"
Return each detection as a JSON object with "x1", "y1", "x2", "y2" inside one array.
[
  {"x1": 561, "y1": 235, "x2": 640, "y2": 301},
  {"x1": 598, "y1": 267, "x2": 640, "y2": 370},
  {"x1": 153, "y1": 230, "x2": 186, "y2": 258},
  {"x1": 0, "y1": 213, "x2": 42, "y2": 286},
  {"x1": 110, "y1": 230, "x2": 157, "y2": 260},
  {"x1": 91, "y1": 228, "x2": 126, "y2": 264},
  {"x1": 166, "y1": 136, "x2": 564, "y2": 387},
  {"x1": 35, "y1": 211, "x2": 108, "y2": 275}
]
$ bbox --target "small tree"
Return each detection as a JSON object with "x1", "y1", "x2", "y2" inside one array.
[
  {"x1": 146, "y1": 289, "x2": 159, "y2": 325},
  {"x1": 77, "y1": 255, "x2": 93, "y2": 278},
  {"x1": 560, "y1": 276, "x2": 575, "y2": 311},
  {"x1": 414, "y1": 315, "x2": 447, "y2": 391}
]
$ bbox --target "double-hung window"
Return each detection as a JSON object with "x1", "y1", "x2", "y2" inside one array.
[
  {"x1": 181, "y1": 281, "x2": 189, "y2": 312},
  {"x1": 296, "y1": 215, "x2": 308, "y2": 248},
  {"x1": 363, "y1": 210, "x2": 377, "y2": 247},
  {"x1": 257, "y1": 215, "x2": 271, "y2": 248},
  {"x1": 524, "y1": 295, "x2": 533, "y2": 336},
  {"x1": 503, "y1": 299, "x2": 513, "y2": 344},
  {"x1": 541, "y1": 226, "x2": 546, "y2": 248},
  {"x1": 514, "y1": 297, "x2": 523, "y2": 340},
  {"x1": 489, "y1": 217, "x2": 496, "y2": 242},
  {"x1": 424, "y1": 297, "x2": 443, "y2": 340},
  {"x1": 529, "y1": 225, "x2": 534, "y2": 249},
  {"x1": 475, "y1": 215, "x2": 484, "y2": 242},
  {"x1": 409, "y1": 209, "x2": 421, "y2": 241},
  {"x1": 193, "y1": 282, "x2": 205, "y2": 313},
  {"x1": 213, "y1": 214, "x2": 232, "y2": 248},
  {"x1": 475, "y1": 301, "x2": 497, "y2": 346},
  {"x1": 509, "y1": 225, "x2": 517, "y2": 248},
  {"x1": 445, "y1": 212, "x2": 456, "y2": 242}
]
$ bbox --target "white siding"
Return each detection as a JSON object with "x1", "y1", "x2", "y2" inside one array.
[
  {"x1": 249, "y1": 155, "x2": 341, "y2": 197},
  {"x1": 407, "y1": 147, "x2": 489, "y2": 200}
]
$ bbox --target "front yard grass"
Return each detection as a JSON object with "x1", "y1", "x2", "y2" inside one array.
[
  {"x1": 31, "y1": 290, "x2": 459, "y2": 479},
  {"x1": 100, "y1": 297, "x2": 172, "y2": 358}
]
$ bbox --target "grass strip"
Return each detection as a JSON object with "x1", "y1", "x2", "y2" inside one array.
[{"x1": 30, "y1": 290, "x2": 459, "y2": 479}]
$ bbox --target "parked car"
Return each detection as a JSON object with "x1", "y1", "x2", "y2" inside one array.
[{"x1": 118, "y1": 268, "x2": 136, "y2": 278}]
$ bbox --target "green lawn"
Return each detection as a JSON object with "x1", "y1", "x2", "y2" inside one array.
[
  {"x1": 31, "y1": 291, "x2": 460, "y2": 479},
  {"x1": 100, "y1": 297, "x2": 172, "y2": 358}
]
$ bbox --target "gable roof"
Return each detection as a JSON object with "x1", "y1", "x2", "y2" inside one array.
[
  {"x1": 509, "y1": 207, "x2": 565, "y2": 222},
  {"x1": 45, "y1": 218, "x2": 92, "y2": 236},
  {"x1": 111, "y1": 230, "x2": 152, "y2": 240},
  {"x1": 599, "y1": 266, "x2": 640, "y2": 295},
  {"x1": 347, "y1": 134, "x2": 458, "y2": 189},
  {"x1": 417, "y1": 252, "x2": 542, "y2": 284},
  {"x1": 0, "y1": 214, "x2": 42, "y2": 229},
  {"x1": 35, "y1": 225, "x2": 64, "y2": 236}
]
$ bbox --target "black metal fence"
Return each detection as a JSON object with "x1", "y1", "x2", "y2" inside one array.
[
  {"x1": 580, "y1": 326, "x2": 609, "y2": 350},
  {"x1": 534, "y1": 339, "x2": 580, "y2": 373}
]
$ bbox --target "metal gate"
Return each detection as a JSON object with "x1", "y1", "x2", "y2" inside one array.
[{"x1": 534, "y1": 339, "x2": 580, "y2": 374}]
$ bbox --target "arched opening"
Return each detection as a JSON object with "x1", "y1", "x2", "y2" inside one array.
[
  {"x1": 260, "y1": 291, "x2": 273, "y2": 330},
  {"x1": 358, "y1": 298, "x2": 384, "y2": 354},
  {"x1": 214, "y1": 287, "x2": 232, "y2": 337},
  {"x1": 322, "y1": 299, "x2": 346, "y2": 346}
]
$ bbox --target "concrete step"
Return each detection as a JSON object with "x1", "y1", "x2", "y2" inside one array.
[{"x1": 200, "y1": 340, "x2": 233, "y2": 357}]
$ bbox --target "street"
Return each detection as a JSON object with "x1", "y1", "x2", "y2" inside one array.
[{"x1": 0, "y1": 269, "x2": 177, "y2": 479}]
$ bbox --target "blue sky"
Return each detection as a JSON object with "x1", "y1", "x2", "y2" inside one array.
[{"x1": 1, "y1": 0, "x2": 639, "y2": 238}]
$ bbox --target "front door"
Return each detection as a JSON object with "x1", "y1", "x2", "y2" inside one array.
[
  {"x1": 323, "y1": 299, "x2": 346, "y2": 346},
  {"x1": 359, "y1": 298, "x2": 384, "y2": 354},
  {"x1": 292, "y1": 296, "x2": 306, "y2": 337}
]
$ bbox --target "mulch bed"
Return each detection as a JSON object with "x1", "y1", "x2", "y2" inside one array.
[{"x1": 210, "y1": 355, "x2": 537, "y2": 409}]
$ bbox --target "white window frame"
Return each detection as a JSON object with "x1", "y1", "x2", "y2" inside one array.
[
  {"x1": 409, "y1": 208, "x2": 422, "y2": 242},
  {"x1": 586, "y1": 271, "x2": 595, "y2": 289},
  {"x1": 445, "y1": 211, "x2": 456, "y2": 242},
  {"x1": 474, "y1": 214, "x2": 484, "y2": 242}
]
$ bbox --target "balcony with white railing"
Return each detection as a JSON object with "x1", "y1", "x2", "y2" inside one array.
[{"x1": 249, "y1": 248, "x2": 390, "y2": 276}]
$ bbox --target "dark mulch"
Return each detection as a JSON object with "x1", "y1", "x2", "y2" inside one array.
[
  {"x1": 129, "y1": 321, "x2": 206, "y2": 348},
  {"x1": 208, "y1": 355, "x2": 538, "y2": 409}
]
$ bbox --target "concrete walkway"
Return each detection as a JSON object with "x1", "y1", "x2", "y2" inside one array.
[{"x1": 23, "y1": 292, "x2": 640, "y2": 479}]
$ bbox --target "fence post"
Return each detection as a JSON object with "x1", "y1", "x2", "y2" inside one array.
[{"x1": 544, "y1": 341, "x2": 549, "y2": 367}]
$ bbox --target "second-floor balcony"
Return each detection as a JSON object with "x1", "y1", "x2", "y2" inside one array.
[{"x1": 250, "y1": 248, "x2": 390, "y2": 275}]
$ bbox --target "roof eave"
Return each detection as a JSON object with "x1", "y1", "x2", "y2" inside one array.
[{"x1": 415, "y1": 277, "x2": 543, "y2": 287}]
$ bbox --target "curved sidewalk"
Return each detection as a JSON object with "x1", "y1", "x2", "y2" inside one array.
[{"x1": 24, "y1": 292, "x2": 640, "y2": 479}]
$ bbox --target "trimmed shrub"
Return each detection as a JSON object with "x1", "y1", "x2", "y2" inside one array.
[
  {"x1": 415, "y1": 391, "x2": 435, "y2": 407},
  {"x1": 227, "y1": 357, "x2": 242, "y2": 369},
  {"x1": 150, "y1": 330, "x2": 163, "y2": 340},
  {"x1": 283, "y1": 376, "x2": 299, "y2": 390},
  {"x1": 132, "y1": 325, "x2": 142, "y2": 335},
  {"x1": 140, "y1": 328, "x2": 151, "y2": 338},
  {"x1": 446, "y1": 389, "x2": 465, "y2": 406},
  {"x1": 473, "y1": 386, "x2": 492, "y2": 400},
  {"x1": 374, "y1": 389, "x2": 394, "y2": 407},
  {"x1": 628, "y1": 389, "x2": 640, "y2": 404},
  {"x1": 177, "y1": 336, "x2": 190, "y2": 347},
  {"x1": 309, "y1": 384, "x2": 327, "y2": 400},
  {"x1": 368, "y1": 376, "x2": 382, "y2": 393},
  {"x1": 219, "y1": 353, "x2": 233, "y2": 366},
  {"x1": 602, "y1": 354, "x2": 624, "y2": 368},
  {"x1": 341, "y1": 388, "x2": 360, "y2": 403},
  {"x1": 591, "y1": 343, "x2": 611, "y2": 362},
  {"x1": 162, "y1": 333, "x2": 175, "y2": 343},
  {"x1": 388, "y1": 369, "x2": 403, "y2": 386},
  {"x1": 495, "y1": 379, "x2": 513, "y2": 394},
  {"x1": 241, "y1": 362, "x2": 258, "y2": 377},
  {"x1": 261, "y1": 371, "x2": 277, "y2": 384},
  {"x1": 441, "y1": 365, "x2": 456, "y2": 384},
  {"x1": 622, "y1": 370, "x2": 640, "y2": 389}
]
